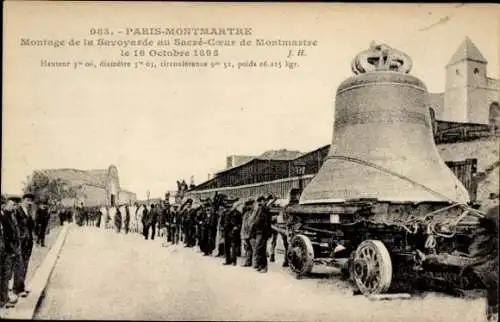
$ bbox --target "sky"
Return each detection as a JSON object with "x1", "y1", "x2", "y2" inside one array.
[{"x1": 2, "y1": 3, "x2": 499, "y2": 200}]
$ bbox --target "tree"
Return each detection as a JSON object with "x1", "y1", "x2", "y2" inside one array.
[{"x1": 23, "y1": 171, "x2": 79, "y2": 204}]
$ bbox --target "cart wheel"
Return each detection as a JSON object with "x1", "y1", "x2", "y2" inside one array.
[
  {"x1": 351, "y1": 239, "x2": 392, "y2": 295},
  {"x1": 287, "y1": 234, "x2": 314, "y2": 276}
]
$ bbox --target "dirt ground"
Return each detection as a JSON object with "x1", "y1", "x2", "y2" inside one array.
[{"x1": 35, "y1": 227, "x2": 487, "y2": 322}]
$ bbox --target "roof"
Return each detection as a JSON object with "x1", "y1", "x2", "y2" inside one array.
[
  {"x1": 215, "y1": 157, "x2": 289, "y2": 176},
  {"x1": 258, "y1": 149, "x2": 302, "y2": 160},
  {"x1": 487, "y1": 77, "x2": 500, "y2": 90},
  {"x1": 226, "y1": 155, "x2": 255, "y2": 169},
  {"x1": 39, "y1": 168, "x2": 108, "y2": 188},
  {"x1": 447, "y1": 37, "x2": 487, "y2": 66},
  {"x1": 216, "y1": 149, "x2": 303, "y2": 175},
  {"x1": 295, "y1": 144, "x2": 331, "y2": 158}
]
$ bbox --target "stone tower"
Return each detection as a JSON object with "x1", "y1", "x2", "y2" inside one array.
[{"x1": 443, "y1": 37, "x2": 489, "y2": 123}]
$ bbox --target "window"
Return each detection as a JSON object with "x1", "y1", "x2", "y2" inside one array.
[
  {"x1": 456, "y1": 69, "x2": 460, "y2": 75},
  {"x1": 473, "y1": 67, "x2": 480, "y2": 75}
]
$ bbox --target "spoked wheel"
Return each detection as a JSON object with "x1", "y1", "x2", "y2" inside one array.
[
  {"x1": 351, "y1": 240, "x2": 392, "y2": 295},
  {"x1": 287, "y1": 234, "x2": 314, "y2": 276}
]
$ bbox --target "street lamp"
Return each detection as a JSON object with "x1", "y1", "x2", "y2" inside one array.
[{"x1": 294, "y1": 161, "x2": 306, "y2": 193}]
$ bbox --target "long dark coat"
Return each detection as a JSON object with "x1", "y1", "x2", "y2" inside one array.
[
  {"x1": 469, "y1": 205, "x2": 499, "y2": 289},
  {"x1": 114, "y1": 208, "x2": 122, "y2": 229},
  {"x1": 1, "y1": 210, "x2": 21, "y2": 256}
]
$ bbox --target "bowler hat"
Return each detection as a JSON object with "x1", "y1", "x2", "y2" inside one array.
[
  {"x1": 257, "y1": 196, "x2": 266, "y2": 202},
  {"x1": 7, "y1": 195, "x2": 22, "y2": 203},
  {"x1": 22, "y1": 193, "x2": 35, "y2": 200}
]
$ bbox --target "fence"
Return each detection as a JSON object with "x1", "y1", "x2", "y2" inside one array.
[
  {"x1": 435, "y1": 122, "x2": 496, "y2": 144},
  {"x1": 445, "y1": 158, "x2": 478, "y2": 201},
  {"x1": 186, "y1": 174, "x2": 315, "y2": 200}
]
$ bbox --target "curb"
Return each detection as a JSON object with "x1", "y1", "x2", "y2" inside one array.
[{"x1": 4, "y1": 223, "x2": 71, "y2": 320}]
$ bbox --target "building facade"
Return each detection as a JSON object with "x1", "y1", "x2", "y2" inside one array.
[
  {"x1": 39, "y1": 165, "x2": 136, "y2": 207},
  {"x1": 430, "y1": 37, "x2": 499, "y2": 125}
]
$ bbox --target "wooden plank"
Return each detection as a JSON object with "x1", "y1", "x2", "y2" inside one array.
[{"x1": 367, "y1": 293, "x2": 412, "y2": 301}]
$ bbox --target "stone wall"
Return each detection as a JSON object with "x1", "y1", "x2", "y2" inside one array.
[
  {"x1": 118, "y1": 190, "x2": 137, "y2": 205},
  {"x1": 81, "y1": 185, "x2": 108, "y2": 207}
]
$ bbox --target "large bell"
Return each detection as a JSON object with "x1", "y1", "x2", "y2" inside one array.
[{"x1": 300, "y1": 43, "x2": 470, "y2": 205}]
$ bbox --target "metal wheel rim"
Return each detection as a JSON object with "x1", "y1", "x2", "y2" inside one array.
[
  {"x1": 352, "y1": 240, "x2": 392, "y2": 295},
  {"x1": 287, "y1": 235, "x2": 314, "y2": 275}
]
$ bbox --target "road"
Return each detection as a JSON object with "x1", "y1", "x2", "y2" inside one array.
[{"x1": 35, "y1": 227, "x2": 486, "y2": 321}]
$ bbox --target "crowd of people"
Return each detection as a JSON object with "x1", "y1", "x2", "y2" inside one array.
[
  {"x1": 160, "y1": 193, "x2": 284, "y2": 273},
  {"x1": 72, "y1": 193, "x2": 287, "y2": 274},
  {"x1": 0, "y1": 193, "x2": 54, "y2": 310}
]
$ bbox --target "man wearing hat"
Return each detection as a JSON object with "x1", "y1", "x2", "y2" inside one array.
[
  {"x1": 0, "y1": 196, "x2": 22, "y2": 308},
  {"x1": 180, "y1": 199, "x2": 193, "y2": 246},
  {"x1": 240, "y1": 198, "x2": 256, "y2": 267},
  {"x1": 13, "y1": 193, "x2": 35, "y2": 297},
  {"x1": 35, "y1": 199, "x2": 50, "y2": 247},
  {"x1": 168, "y1": 204, "x2": 178, "y2": 244},
  {"x1": 222, "y1": 200, "x2": 243, "y2": 266},
  {"x1": 253, "y1": 195, "x2": 272, "y2": 273}
]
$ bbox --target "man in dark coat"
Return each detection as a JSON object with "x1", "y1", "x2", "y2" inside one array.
[
  {"x1": 241, "y1": 199, "x2": 256, "y2": 267},
  {"x1": 0, "y1": 196, "x2": 22, "y2": 308},
  {"x1": 146, "y1": 204, "x2": 158, "y2": 240},
  {"x1": 141, "y1": 205, "x2": 149, "y2": 239},
  {"x1": 206, "y1": 204, "x2": 219, "y2": 255},
  {"x1": 59, "y1": 208, "x2": 65, "y2": 226},
  {"x1": 169, "y1": 205, "x2": 180, "y2": 245},
  {"x1": 182, "y1": 201, "x2": 198, "y2": 248},
  {"x1": 469, "y1": 204, "x2": 499, "y2": 322},
  {"x1": 13, "y1": 193, "x2": 35, "y2": 297},
  {"x1": 197, "y1": 207, "x2": 209, "y2": 254},
  {"x1": 187, "y1": 206, "x2": 198, "y2": 247},
  {"x1": 95, "y1": 206, "x2": 102, "y2": 228},
  {"x1": 35, "y1": 201, "x2": 50, "y2": 247},
  {"x1": 83, "y1": 205, "x2": 89, "y2": 226},
  {"x1": 215, "y1": 205, "x2": 226, "y2": 257},
  {"x1": 124, "y1": 205, "x2": 130, "y2": 234},
  {"x1": 162, "y1": 203, "x2": 171, "y2": 242},
  {"x1": 114, "y1": 206, "x2": 122, "y2": 233},
  {"x1": 195, "y1": 208, "x2": 205, "y2": 249},
  {"x1": 180, "y1": 199, "x2": 193, "y2": 246},
  {"x1": 223, "y1": 201, "x2": 243, "y2": 266},
  {"x1": 158, "y1": 204, "x2": 168, "y2": 245},
  {"x1": 253, "y1": 196, "x2": 272, "y2": 273}
]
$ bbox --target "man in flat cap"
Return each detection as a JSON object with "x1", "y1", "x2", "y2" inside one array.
[{"x1": 13, "y1": 193, "x2": 35, "y2": 298}]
